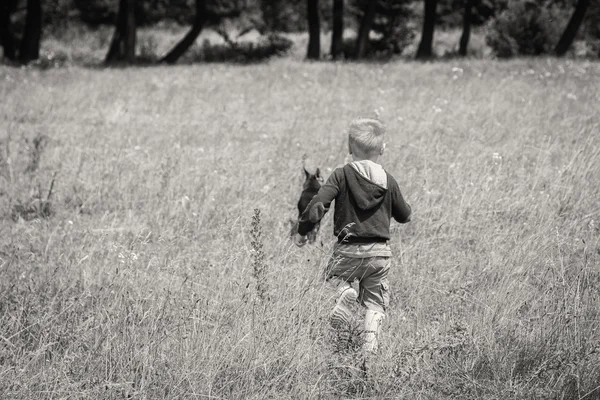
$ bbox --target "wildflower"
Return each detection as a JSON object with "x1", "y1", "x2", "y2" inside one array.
[{"x1": 181, "y1": 195, "x2": 190, "y2": 210}]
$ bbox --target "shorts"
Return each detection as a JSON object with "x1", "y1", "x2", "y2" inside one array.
[{"x1": 325, "y1": 254, "x2": 390, "y2": 314}]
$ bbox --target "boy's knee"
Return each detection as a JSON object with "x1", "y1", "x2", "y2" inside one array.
[{"x1": 361, "y1": 279, "x2": 389, "y2": 314}]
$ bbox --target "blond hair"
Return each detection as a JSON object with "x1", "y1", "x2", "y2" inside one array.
[{"x1": 348, "y1": 118, "x2": 386, "y2": 155}]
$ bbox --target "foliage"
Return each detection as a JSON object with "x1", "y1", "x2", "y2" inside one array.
[
  {"x1": 185, "y1": 34, "x2": 293, "y2": 63},
  {"x1": 258, "y1": 0, "x2": 302, "y2": 32},
  {"x1": 73, "y1": 0, "x2": 117, "y2": 25},
  {"x1": 436, "y1": 0, "x2": 499, "y2": 28},
  {"x1": 72, "y1": 0, "x2": 247, "y2": 26},
  {"x1": 70, "y1": 0, "x2": 331, "y2": 32},
  {"x1": 485, "y1": 0, "x2": 567, "y2": 57},
  {"x1": 584, "y1": 0, "x2": 600, "y2": 55},
  {"x1": 349, "y1": 0, "x2": 415, "y2": 57},
  {"x1": 250, "y1": 208, "x2": 268, "y2": 302},
  {"x1": 256, "y1": 0, "x2": 332, "y2": 33}
]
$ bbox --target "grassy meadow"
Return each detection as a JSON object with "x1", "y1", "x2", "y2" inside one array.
[{"x1": 1, "y1": 57, "x2": 600, "y2": 399}]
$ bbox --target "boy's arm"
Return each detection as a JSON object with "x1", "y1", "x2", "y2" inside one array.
[
  {"x1": 390, "y1": 179, "x2": 412, "y2": 223},
  {"x1": 297, "y1": 169, "x2": 343, "y2": 236}
]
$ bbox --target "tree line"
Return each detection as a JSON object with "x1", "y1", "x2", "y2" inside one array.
[{"x1": 0, "y1": 0, "x2": 597, "y2": 65}]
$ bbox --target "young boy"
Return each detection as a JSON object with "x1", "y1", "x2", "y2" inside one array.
[{"x1": 294, "y1": 117, "x2": 411, "y2": 353}]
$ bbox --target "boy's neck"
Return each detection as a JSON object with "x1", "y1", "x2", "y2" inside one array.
[{"x1": 351, "y1": 154, "x2": 381, "y2": 163}]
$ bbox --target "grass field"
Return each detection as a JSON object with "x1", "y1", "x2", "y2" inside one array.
[{"x1": 1, "y1": 58, "x2": 600, "y2": 399}]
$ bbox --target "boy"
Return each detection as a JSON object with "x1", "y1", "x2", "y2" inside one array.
[{"x1": 294, "y1": 118, "x2": 411, "y2": 353}]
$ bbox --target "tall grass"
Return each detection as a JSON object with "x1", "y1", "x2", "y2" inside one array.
[{"x1": 0, "y1": 58, "x2": 599, "y2": 399}]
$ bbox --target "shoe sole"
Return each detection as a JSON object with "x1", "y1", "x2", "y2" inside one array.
[{"x1": 329, "y1": 287, "x2": 358, "y2": 329}]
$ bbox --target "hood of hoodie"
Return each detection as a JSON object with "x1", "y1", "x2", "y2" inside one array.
[{"x1": 345, "y1": 161, "x2": 388, "y2": 211}]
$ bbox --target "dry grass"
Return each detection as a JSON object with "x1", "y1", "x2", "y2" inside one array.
[{"x1": 1, "y1": 58, "x2": 599, "y2": 399}]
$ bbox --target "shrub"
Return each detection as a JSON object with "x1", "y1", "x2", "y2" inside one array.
[
  {"x1": 186, "y1": 34, "x2": 293, "y2": 63},
  {"x1": 30, "y1": 50, "x2": 71, "y2": 69},
  {"x1": 485, "y1": 0, "x2": 565, "y2": 58}
]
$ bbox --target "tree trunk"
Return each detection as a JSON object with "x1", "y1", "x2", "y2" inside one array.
[
  {"x1": 354, "y1": 0, "x2": 376, "y2": 59},
  {"x1": 124, "y1": 0, "x2": 136, "y2": 62},
  {"x1": 307, "y1": 0, "x2": 320, "y2": 59},
  {"x1": 105, "y1": 0, "x2": 125, "y2": 63},
  {"x1": 416, "y1": 0, "x2": 438, "y2": 59},
  {"x1": 330, "y1": 0, "x2": 344, "y2": 59},
  {"x1": 18, "y1": 0, "x2": 42, "y2": 64},
  {"x1": 0, "y1": 0, "x2": 17, "y2": 61},
  {"x1": 459, "y1": 0, "x2": 473, "y2": 56},
  {"x1": 105, "y1": 0, "x2": 136, "y2": 64},
  {"x1": 555, "y1": 0, "x2": 590, "y2": 56},
  {"x1": 161, "y1": 0, "x2": 206, "y2": 64}
]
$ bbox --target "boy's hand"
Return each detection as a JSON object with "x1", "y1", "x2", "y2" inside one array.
[{"x1": 293, "y1": 233, "x2": 308, "y2": 247}]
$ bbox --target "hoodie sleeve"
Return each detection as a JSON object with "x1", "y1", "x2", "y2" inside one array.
[
  {"x1": 298, "y1": 168, "x2": 343, "y2": 236},
  {"x1": 390, "y1": 178, "x2": 412, "y2": 223}
]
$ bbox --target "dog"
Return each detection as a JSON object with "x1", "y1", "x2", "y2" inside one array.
[{"x1": 296, "y1": 166, "x2": 322, "y2": 243}]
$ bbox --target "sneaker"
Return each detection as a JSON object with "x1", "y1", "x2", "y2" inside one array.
[{"x1": 329, "y1": 286, "x2": 358, "y2": 329}]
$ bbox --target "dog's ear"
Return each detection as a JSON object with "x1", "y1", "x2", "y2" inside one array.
[
  {"x1": 315, "y1": 168, "x2": 321, "y2": 179},
  {"x1": 303, "y1": 167, "x2": 310, "y2": 180}
]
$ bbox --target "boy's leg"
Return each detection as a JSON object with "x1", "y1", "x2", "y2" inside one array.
[
  {"x1": 357, "y1": 257, "x2": 390, "y2": 353},
  {"x1": 325, "y1": 256, "x2": 364, "y2": 332},
  {"x1": 363, "y1": 309, "x2": 385, "y2": 353},
  {"x1": 329, "y1": 278, "x2": 358, "y2": 330}
]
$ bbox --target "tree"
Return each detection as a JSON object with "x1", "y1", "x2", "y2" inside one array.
[
  {"x1": 354, "y1": 0, "x2": 377, "y2": 58},
  {"x1": 307, "y1": 0, "x2": 320, "y2": 59},
  {"x1": 555, "y1": 0, "x2": 590, "y2": 56},
  {"x1": 459, "y1": 0, "x2": 474, "y2": 56},
  {"x1": 19, "y1": 0, "x2": 43, "y2": 64},
  {"x1": 330, "y1": 0, "x2": 344, "y2": 59},
  {"x1": 0, "y1": 0, "x2": 17, "y2": 61},
  {"x1": 416, "y1": 0, "x2": 438, "y2": 59},
  {"x1": 0, "y1": 0, "x2": 42, "y2": 64},
  {"x1": 105, "y1": 0, "x2": 137, "y2": 64},
  {"x1": 161, "y1": 0, "x2": 206, "y2": 64}
]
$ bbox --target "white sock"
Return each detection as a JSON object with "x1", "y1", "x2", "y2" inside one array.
[{"x1": 363, "y1": 309, "x2": 385, "y2": 353}]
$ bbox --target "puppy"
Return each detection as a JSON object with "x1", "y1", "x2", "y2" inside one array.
[{"x1": 297, "y1": 167, "x2": 322, "y2": 243}]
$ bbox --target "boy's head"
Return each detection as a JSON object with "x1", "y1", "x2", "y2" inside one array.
[{"x1": 347, "y1": 118, "x2": 386, "y2": 161}]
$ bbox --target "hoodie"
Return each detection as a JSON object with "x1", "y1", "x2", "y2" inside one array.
[{"x1": 298, "y1": 162, "x2": 411, "y2": 256}]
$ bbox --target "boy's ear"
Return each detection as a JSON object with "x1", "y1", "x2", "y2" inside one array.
[{"x1": 380, "y1": 143, "x2": 386, "y2": 155}]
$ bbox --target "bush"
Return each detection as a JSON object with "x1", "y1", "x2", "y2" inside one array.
[
  {"x1": 186, "y1": 34, "x2": 293, "y2": 63},
  {"x1": 485, "y1": 0, "x2": 566, "y2": 58}
]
